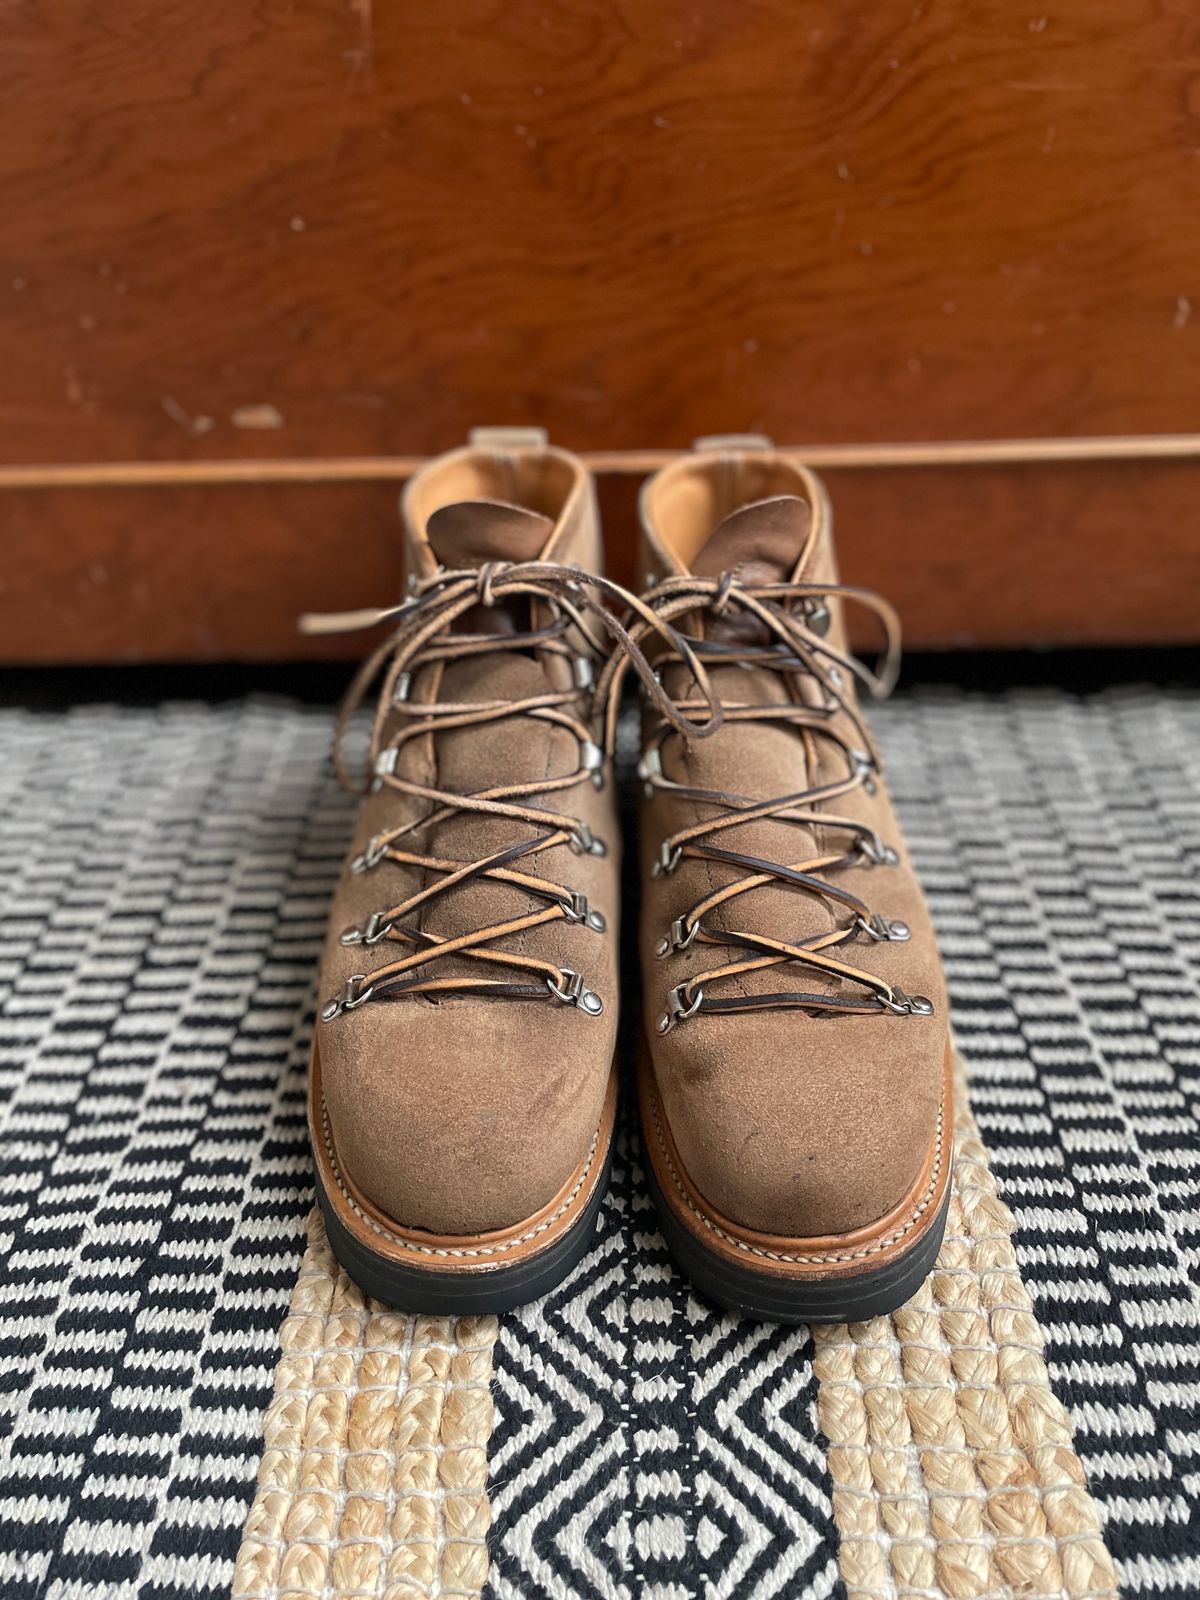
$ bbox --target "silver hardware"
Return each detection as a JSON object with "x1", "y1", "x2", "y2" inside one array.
[
  {"x1": 572, "y1": 656, "x2": 594, "y2": 691},
  {"x1": 468, "y1": 425, "x2": 549, "y2": 449},
  {"x1": 350, "y1": 835, "x2": 388, "y2": 874},
  {"x1": 320, "y1": 973, "x2": 375, "y2": 1023},
  {"x1": 340, "y1": 911, "x2": 391, "y2": 947},
  {"x1": 561, "y1": 891, "x2": 606, "y2": 933},
  {"x1": 692, "y1": 433, "x2": 773, "y2": 453},
  {"x1": 850, "y1": 746, "x2": 877, "y2": 795},
  {"x1": 803, "y1": 599, "x2": 832, "y2": 637},
  {"x1": 391, "y1": 671, "x2": 412, "y2": 706},
  {"x1": 657, "y1": 983, "x2": 704, "y2": 1033},
  {"x1": 372, "y1": 747, "x2": 399, "y2": 791},
  {"x1": 637, "y1": 746, "x2": 662, "y2": 798},
  {"x1": 856, "y1": 913, "x2": 911, "y2": 943},
  {"x1": 545, "y1": 967, "x2": 604, "y2": 1015},
  {"x1": 651, "y1": 841, "x2": 682, "y2": 878},
  {"x1": 580, "y1": 739, "x2": 605, "y2": 789},
  {"x1": 569, "y1": 824, "x2": 607, "y2": 857},
  {"x1": 655, "y1": 917, "x2": 698, "y2": 958},
  {"x1": 858, "y1": 834, "x2": 899, "y2": 867},
  {"x1": 877, "y1": 987, "x2": 934, "y2": 1017}
]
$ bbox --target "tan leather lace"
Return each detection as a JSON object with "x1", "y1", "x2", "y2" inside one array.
[
  {"x1": 302, "y1": 561, "x2": 720, "y2": 1023},
  {"x1": 633, "y1": 570, "x2": 935, "y2": 1031}
]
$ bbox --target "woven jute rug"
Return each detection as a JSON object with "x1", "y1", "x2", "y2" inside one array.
[
  {"x1": 234, "y1": 1218, "x2": 494, "y2": 1599},
  {"x1": 229, "y1": 1053, "x2": 1116, "y2": 1600},
  {"x1": 2, "y1": 686, "x2": 1196, "y2": 1597},
  {"x1": 813, "y1": 1055, "x2": 1114, "y2": 1600}
]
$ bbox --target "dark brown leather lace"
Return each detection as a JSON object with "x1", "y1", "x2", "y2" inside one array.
[
  {"x1": 302, "y1": 561, "x2": 720, "y2": 1024},
  {"x1": 632, "y1": 570, "x2": 935, "y2": 1033}
]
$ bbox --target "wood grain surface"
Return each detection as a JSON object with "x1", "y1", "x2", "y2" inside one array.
[{"x1": 2, "y1": 1, "x2": 1199, "y2": 659}]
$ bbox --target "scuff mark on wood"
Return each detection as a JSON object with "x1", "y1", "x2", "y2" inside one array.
[
  {"x1": 231, "y1": 403, "x2": 285, "y2": 430},
  {"x1": 161, "y1": 395, "x2": 215, "y2": 436}
]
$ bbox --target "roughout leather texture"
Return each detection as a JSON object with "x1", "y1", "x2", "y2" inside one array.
[
  {"x1": 638, "y1": 448, "x2": 949, "y2": 1239},
  {"x1": 316, "y1": 442, "x2": 620, "y2": 1236}
]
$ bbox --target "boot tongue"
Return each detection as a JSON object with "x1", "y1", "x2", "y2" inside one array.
[
  {"x1": 426, "y1": 499, "x2": 554, "y2": 569},
  {"x1": 690, "y1": 495, "x2": 812, "y2": 643},
  {"x1": 425, "y1": 499, "x2": 556, "y2": 636},
  {"x1": 415, "y1": 499, "x2": 570, "y2": 971},
  {"x1": 691, "y1": 495, "x2": 811, "y2": 584}
]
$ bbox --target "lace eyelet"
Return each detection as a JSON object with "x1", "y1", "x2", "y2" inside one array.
[
  {"x1": 856, "y1": 913, "x2": 911, "y2": 943},
  {"x1": 858, "y1": 835, "x2": 899, "y2": 867},
  {"x1": 321, "y1": 973, "x2": 374, "y2": 1022},
  {"x1": 657, "y1": 983, "x2": 703, "y2": 1033},
  {"x1": 655, "y1": 917, "x2": 698, "y2": 957},
  {"x1": 877, "y1": 987, "x2": 934, "y2": 1016},
  {"x1": 545, "y1": 968, "x2": 604, "y2": 1015},
  {"x1": 652, "y1": 841, "x2": 682, "y2": 878}
]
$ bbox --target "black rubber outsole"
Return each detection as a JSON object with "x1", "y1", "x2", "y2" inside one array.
[
  {"x1": 645, "y1": 1157, "x2": 952, "y2": 1324},
  {"x1": 314, "y1": 1139, "x2": 613, "y2": 1315}
]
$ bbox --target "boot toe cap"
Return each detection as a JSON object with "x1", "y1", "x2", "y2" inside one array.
[
  {"x1": 319, "y1": 998, "x2": 613, "y2": 1236},
  {"x1": 651, "y1": 1011, "x2": 947, "y2": 1240}
]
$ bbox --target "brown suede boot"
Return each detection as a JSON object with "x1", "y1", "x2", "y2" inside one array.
[
  {"x1": 634, "y1": 440, "x2": 952, "y2": 1322},
  {"x1": 306, "y1": 430, "x2": 625, "y2": 1312}
]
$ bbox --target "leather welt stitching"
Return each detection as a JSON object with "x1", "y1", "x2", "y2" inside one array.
[
  {"x1": 319, "y1": 1094, "x2": 601, "y2": 1261},
  {"x1": 649, "y1": 1087, "x2": 947, "y2": 1266}
]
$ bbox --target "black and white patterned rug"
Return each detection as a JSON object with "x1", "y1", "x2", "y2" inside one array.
[{"x1": 1, "y1": 682, "x2": 1197, "y2": 1598}]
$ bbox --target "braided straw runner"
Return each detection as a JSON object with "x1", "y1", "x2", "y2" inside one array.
[
  {"x1": 233, "y1": 1210, "x2": 495, "y2": 1600},
  {"x1": 814, "y1": 1051, "x2": 1119, "y2": 1600},
  {"x1": 234, "y1": 1050, "x2": 1116, "y2": 1598}
]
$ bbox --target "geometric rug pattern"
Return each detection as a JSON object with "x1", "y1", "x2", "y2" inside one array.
[{"x1": 0, "y1": 684, "x2": 1197, "y2": 1596}]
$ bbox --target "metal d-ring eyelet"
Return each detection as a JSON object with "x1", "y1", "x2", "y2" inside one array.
[
  {"x1": 580, "y1": 740, "x2": 605, "y2": 790},
  {"x1": 569, "y1": 824, "x2": 607, "y2": 858},
  {"x1": 637, "y1": 747, "x2": 662, "y2": 799},
  {"x1": 856, "y1": 912, "x2": 912, "y2": 943},
  {"x1": 320, "y1": 973, "x2": 375, "y2": 1023},
  {"x1": 572, "y1": 655, "x2": 595, "y2": 691},
  {"x1": 350, "y1": 835, "x2": 387, "y2": 874},
  {"x1": 850, "y1": 746, "x2": 878, "y2": 795},
  {"x1": 804, "y1": 598, "x2": 832, "y2": 637},
  {"x1": 545, "y1": 968, "x2": 604, "y2": 1016},
  {"x1": 657, "y1": 982, "x2": 704, "y2": 1034},
  {"x1": 651, "y1": 841, "x2": 682, "y2": 878},
  {"x1": 655, "y1": 917, "x2": 698, "y2": 958},
  {"x1": 877, "y1": 987, "x2": 934, "y2": 1017},
  {"x1": 562, "y1": 892, "x2": 606, "y2": 933},
  {"x1": 858, "y1": 834, "x2": 899, "y2": 868},
  {"x1": 340, "y1": 910, "x2": 391, "y2": 947},
  {"x1": 371, "y1": 747, "x2": 399, "y2": 793}
]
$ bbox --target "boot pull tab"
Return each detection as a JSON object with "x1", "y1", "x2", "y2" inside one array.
[
  {"x1": 468, "y1": 425, "x2": 549, "y2": 450},
  {"x1": 691, "y1": 433, "x2": 774, "y2": 453}
]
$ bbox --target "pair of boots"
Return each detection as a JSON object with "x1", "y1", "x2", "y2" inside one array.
[{"x1": 307, "y1": 430, "x2": 951, "y2": 1323}]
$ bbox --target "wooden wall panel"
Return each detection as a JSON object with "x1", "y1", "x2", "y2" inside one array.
[
  {"x1": 1, "y1": 1, "x2": 1199, "y2": 658},
  {"x1": 3, "y1": 461, "x2": 1196, "y2": 662}
]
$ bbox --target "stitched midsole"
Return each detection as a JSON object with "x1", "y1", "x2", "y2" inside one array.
[{"x1": 310, "y1": 1050, "x2": 617, "y2": 1269}]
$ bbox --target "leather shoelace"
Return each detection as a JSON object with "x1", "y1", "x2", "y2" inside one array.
[
  {"x1": 302, "y1": 561, "x2": 721, "y2": 1023},
  {"x1": 632, "y1": 570, "x2": 935, "y2": 1033}
]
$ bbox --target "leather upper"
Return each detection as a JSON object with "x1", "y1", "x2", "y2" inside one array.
[
  {"x1": 637, "y1": 448, "x2": 949, "y2": 1238},
  {"x1": 316, "y1": 441, "x2": 620, "y2": 1235}
]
